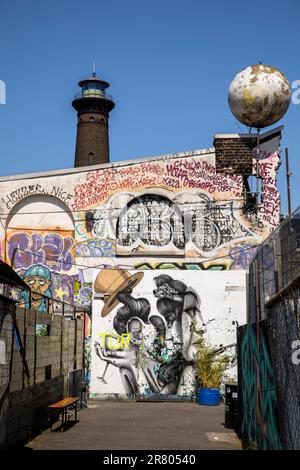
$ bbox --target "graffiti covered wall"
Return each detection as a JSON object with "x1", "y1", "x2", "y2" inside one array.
[
  {"x1": 0, "y1": 129, "x2": 281, "y2": 316},
  {"x1": 237, "y1": 321, "x2": 282, "y2": 450},
  {"x1": 71, "y1": 146, "x2": 278, "y2": 261},
  {"x1": 90, "y1": 270, "x2": 246, "y2": 399},
  {"x1": 6, "y1": 229, "x2": 76, "y2": 310}
]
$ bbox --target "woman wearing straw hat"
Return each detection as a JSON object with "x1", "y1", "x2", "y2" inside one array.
[
  {"x1": 93, "y1": 269, "x2": 203, "y2": 397},
  {"x1": 94, "y1": 268, "x2": 167, "y2": 394}
]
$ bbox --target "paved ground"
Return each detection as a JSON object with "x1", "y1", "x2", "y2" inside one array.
[{"x1": 25, "y1": 401, "x2": 241, "y2": 450}]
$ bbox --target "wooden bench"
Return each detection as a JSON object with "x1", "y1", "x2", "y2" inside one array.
[{"x1": 49, "y1": 397, "x2": 80, "y2": 432}]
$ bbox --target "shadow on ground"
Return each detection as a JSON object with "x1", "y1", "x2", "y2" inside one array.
[{"x1": 25, "y1": 402, "x2": 241, "y2": 450}]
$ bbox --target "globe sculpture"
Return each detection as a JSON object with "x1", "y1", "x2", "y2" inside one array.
[{"x1": 228, "y1": 64, "x2": 291, "y2": 129}]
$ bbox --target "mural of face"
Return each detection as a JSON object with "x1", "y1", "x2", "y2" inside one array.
[
  {"x1": 92, "y1": 271, "x2": 204, "y2": 397},
  {"x1": 91, "y1": 269, "x2": 247, "y2": 399},
  {"x1": 19, "y1": 264, "x2": 52, "y2": 312}
]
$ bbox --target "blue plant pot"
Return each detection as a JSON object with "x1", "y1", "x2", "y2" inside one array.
[{"x1": 197, "y1": 387, "x2": 220, "y2": 406}]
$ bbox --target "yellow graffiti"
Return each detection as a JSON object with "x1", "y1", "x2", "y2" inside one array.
[
  {"x1": 54, "y1": 286, "x2": 68, "y2": 301},
  {"x1": 98, "y1": 333, "x2": 131, "y2": 350}
]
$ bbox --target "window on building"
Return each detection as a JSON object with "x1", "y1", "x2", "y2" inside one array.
[{"x1": 88, "y1": 152, "x2": 95, "y2": 165}]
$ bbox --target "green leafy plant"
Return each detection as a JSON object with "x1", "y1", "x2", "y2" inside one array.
[
  {"x1": 35, "y1": 324, "x2": 50, "y2": 336},
  {"x1": 195, "y1": 330, "x2": 231, "y2": 389}
]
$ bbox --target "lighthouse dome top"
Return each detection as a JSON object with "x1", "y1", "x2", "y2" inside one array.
[
  {"x1": 78, "y1": 73, "x2": 110, "y2": 90},
  {"x1": 74, "y1": 73, "x2": 113, "y2": 101}
]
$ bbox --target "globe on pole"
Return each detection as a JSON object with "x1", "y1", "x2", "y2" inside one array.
[{"x1": 228, "y1": 64, "x2": 291, "y2": 129}]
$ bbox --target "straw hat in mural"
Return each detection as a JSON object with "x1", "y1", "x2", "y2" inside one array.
[{"x1": 94, "y1": 268, "x2": 144, "y2": 317}]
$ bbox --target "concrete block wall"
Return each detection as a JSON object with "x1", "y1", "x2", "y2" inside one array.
[
  {"x1": 5, "y1": 376, "x2": 64, "y2": 448},
  {"x1": 10, "y1": 308, "x2": 84, "y2": 391},
  {"x1": 3, "y1": 307, "x2": 84, "y2": 449}
]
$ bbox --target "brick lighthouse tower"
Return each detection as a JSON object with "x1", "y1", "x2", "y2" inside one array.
[{"x1": 72, "y1": 71, "x2": 115, "y2": 167}]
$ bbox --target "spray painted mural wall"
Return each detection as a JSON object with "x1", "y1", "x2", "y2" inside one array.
[
  {"x1": 0, "y1": 131, "x2": 281, "y2": 316},
  {"x1": 0, "y1": 193, "x2": 77, "y2": 311},
  {"x1": 71, "y1": 145, "x2": 279, "y2": 262},
  {"x1": 0, "y1": 132, "x2": 281, "y2": 399},
  {"x1": 6, "y1": 229, "x2": 76, "y2": 310},
  {"x1": 90, "y1": 269, "x2": 246, "y2": 399}
]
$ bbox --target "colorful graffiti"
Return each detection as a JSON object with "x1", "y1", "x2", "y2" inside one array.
[
  {"x1": 7, "y1": 231, "x2": 74, "y2": 272},
  {"x1": 18, "y1": 264, "x2": 52, "y2": 312},
  {"x1": 90, "y1": 269, "x2": 246, "y2": 399},
  {"x1": 74, "y1": 279, "x2": 93, "y2": 308},
  {"x1": 252, "y1": 140, "x2": 281, "y2": 230},
  {"x1": 257, "y1": 157, "x2": 280, "y2": 229},
  {"x1": 75, "y1": 239, "x2": 115, "y2": 257},
  {"x1": 15, "y1": 265, "x2": 77, "y2": 310},
  {"x1": 6, "y1": 230, "x2": 76, "y2": 308},
  {"x1": 164, "y1": 159, "x2": 243, "y2": 195},
  {"x1": 229, "y1": 243, "x2": 257, "y2": 270},
  {"x1": 238, "y1": 321, "x2": 282, "y2": 450},
  {"x1": 71, "y1": 155, "x2": 245, "y2": 212}
]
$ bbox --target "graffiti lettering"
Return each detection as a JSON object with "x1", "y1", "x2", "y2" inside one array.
[
  {"x1": 251, "y1": 149, "x2": 280, "y2": 229},
  {"x1": 117, "y1": 194, "x2": 184, "y2": 250},
  {"x1": 50, "y1": 186, "x2": 73, "y2": 204},
  {"x1": 98, "y1": 333, "x2": 131, "y2": 350},
  {"x1": 71, "y1": 156, "x2": 245, "y2": 211},
  {"x1": 75, "y1": 239, "x2": 115, "y2": 257},
  {"x1": 75, "y1": 221, "x2": 90, "y2": 241},
  {"x1": 1, "y1": 185, "x2": 73, "y2": 210},
  {"x1": 229, "y1": 244, "x2": 257, "y2": 270},
  {"x1": 7, "y1": 232, "x2": 74, "y2": 271},
  {"x1": 134, "y1": 261, "x2": 229, "y2": 270}
]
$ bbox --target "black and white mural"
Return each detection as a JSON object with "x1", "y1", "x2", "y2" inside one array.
[{"x1": 90, "y1": 269, "x2": 247, "y2": 399}]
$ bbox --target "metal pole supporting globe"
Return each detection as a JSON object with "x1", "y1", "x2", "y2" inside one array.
[{"x1": 228, "y1": 64, "x2": 291, "y2": 129}]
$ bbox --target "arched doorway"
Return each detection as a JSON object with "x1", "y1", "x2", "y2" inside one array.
[{"x1": 5, "y1": 195, "x2": 76, "y2": 310}]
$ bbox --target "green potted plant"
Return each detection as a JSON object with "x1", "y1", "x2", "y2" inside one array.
[{"x1": 195, "y1": 331, "x2": 231, "y2": 405}]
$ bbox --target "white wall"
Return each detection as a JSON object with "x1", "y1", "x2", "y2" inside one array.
[{"x1": 90, "y1": 270, "x2": 246, "y2": 399}]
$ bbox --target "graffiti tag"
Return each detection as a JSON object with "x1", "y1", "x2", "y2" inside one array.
[{"x1": 7, "y1": 232, "x2": 74, "y2": 271}]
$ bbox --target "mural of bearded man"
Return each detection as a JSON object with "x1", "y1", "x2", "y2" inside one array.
[{"x1": 153, "y1": 274, "x2": 204, "y2": 396}]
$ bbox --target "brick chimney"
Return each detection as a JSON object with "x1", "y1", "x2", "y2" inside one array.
[{"x1": 214, "y1": 134, "x2": 256, "y2": 175}]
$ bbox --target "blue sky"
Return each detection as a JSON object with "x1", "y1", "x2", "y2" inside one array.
[{"x1": 0, "y1": 0, "x2": 299, "y2": 214}]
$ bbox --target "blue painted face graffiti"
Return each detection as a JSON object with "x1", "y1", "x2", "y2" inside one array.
[{"x1": 19, "y1": 264, "x2": 52, "y2": 312}]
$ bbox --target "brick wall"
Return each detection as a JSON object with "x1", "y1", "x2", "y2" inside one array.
[
  {"x1": 74, "y1": 113, "x2": 110, "y2": 167},
  {"x1": 214, "y1": 134, "x2": 257, "y2": 175}
]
